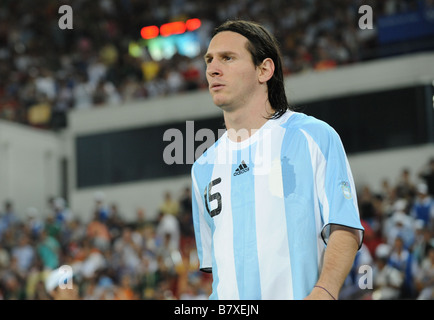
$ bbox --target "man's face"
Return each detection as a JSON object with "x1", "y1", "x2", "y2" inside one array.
[{"x1": 204, "y1": 31, "x2": 259, "y2": 111}]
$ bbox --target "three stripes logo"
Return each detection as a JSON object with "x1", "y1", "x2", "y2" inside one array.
[{"x1": 233, "y1": 160, "x2": 249, "y2": 176}]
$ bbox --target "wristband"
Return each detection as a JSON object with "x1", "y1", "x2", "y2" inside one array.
[{"x1": 314, "y1": 285, "x2": 336, "y2": 300}]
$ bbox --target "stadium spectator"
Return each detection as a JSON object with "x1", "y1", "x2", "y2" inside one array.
[
  {"x1": 113, "y1": 227, "x2": 142, "y2": 276},
  {"x1": 395, "y1": 168, "x2": 417, "y2": 202},
  {"x1": 313, "y1": 45, "x2": 338, "y2": 71},
  {"x1": 78, "y1": 243, "x2": 107, "y2": 281},
  {"x1": 93, "y1": 191, "x2": 110, "y2": 222},
  {"x1": 416, "y1": 245, "x2": 434, "y2": 299},
  {"x1": 411, "y1": 183, "x2": 434, "y2": 229},
  {"x1": 115, "y1": 273, "x2": 138, "y2": 300},
  {"x1": 72, "y1": 72, "x2": 93, "y2": 109},
  {"x1": 371, "y1": 243, "x2": 404, "y2": 300},
  {"x1": 106, "y1": 203, "x2": 126, "y2": 240},
  {"x1": 413, "y1": 227, "x2": 434, "y2": 265},
  {"x1": 11, "y1": 234, "x2": 35, "y2": 273},
  {"x1": 419, "y1": 158, "x2": 434, "y2": 196},
  {"x1": 0, "y1": 200, "x2": 19, "y2": 238},
  {"x1": 388, "y1": 236, "x2": 419, "y2": 298},
  {"x1": 36, "y1": 229, "x2": 61, "y2": 270},
  {"x1": 159, "y1": 191, "x2": 180, "y2": 216},
  {"x1": 86, "y1": 211, "x2": 111, "y2": 252},
  {"x1": 384, "y1": 211, "x2": 415, "y2": 249},
  {"x1": 24, "y1": 207, "x2": 45, "y2": 240},
  {"x1": 156, "y1": 211, "x2": 181, "y2": 252}
]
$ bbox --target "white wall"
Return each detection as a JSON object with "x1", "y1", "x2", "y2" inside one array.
[
  {"x1": 285, "y1": 52, "x2": 434, "y2": 103},
  {"x1": 349, "y1": 144, "x2": 434, "y2": 193},
  {"x1": 0, "y1": 120, "x2": 61, "y2": 220}
]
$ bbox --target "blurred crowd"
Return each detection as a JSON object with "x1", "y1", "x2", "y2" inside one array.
[
  {"x1": 0, "y1": 186, "x2": 212, "y2": 300},
  {"x1": 0, "y1": 157, "x2": 433, "y2": 300},
  {"x1": 1, "y1": 0, "x2": 432, "y2": 129},
  {"x1": 340, "y1": 157, "x2": 434, "y2": 300}
]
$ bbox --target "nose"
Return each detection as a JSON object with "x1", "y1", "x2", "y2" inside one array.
[{"x1": 206, "y1": 60, "x2": 222, "y2": 78}]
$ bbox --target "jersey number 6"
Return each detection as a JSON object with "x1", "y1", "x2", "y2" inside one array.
[{"x1": 204, "y1": 177, "x2": 222, "y2": 217}]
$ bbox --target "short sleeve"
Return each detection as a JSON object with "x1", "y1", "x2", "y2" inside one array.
[
  {"x1": 308, "y1": 124, "x2": 364, "y2": 249},
  {"x1": 191, "y1": 168, "x2": 213, "y2": 272}
]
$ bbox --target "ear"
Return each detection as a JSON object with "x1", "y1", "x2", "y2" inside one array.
[{"x1": 257, "y1": 58, "x2": 275, "y2": 84}]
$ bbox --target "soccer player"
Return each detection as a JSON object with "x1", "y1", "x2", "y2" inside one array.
[{"x1": 191, "y1": 20, "x2": 364, "y2": 300}]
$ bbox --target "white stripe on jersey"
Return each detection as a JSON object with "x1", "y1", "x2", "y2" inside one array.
[
  {"x1": 211, "y1": 144, "x2": 239, "y2": 299},
  {"x1": 301, "y1": 129, "x2": 329, "y2": 224},
  {"x1": 254, "y1": 122, "x2": 293, "y2": 299},
  {"x1": 300, "y1": 128, "x2": 329, "y2": 269}
]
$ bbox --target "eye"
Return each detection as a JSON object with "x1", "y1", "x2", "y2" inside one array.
[{"x1": 222, "y1": 55, "x2": 232, "y2": 62}]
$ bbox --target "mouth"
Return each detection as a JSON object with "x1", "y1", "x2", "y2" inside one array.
[{"x1": 210, "y1": 83, "x2": 225, "y2": 91}]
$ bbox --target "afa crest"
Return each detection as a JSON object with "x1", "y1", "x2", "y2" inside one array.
[{"x1": 340, "y1": 181, "x2": 352, "y2": 199}]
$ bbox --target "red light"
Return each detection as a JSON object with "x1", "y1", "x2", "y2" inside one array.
[
  {"x1": 186, "y1": 18, "x2": 201, "y2": 32},
  {"x1": 141, "y1": 25, "x2": 159, "y2": 39},
  {"x1": 140, "y1": 19, "x2": 201, "y2": 39},
  {"x1": 160, "y1": 21, "x2": 186, "y2": 37}
]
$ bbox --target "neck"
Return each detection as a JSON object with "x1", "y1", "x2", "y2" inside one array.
[{"x1": 223, "y1": 99, "x2": 274, "y2": 142}]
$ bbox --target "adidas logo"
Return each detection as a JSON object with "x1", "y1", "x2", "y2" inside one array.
[{"x1": 233, "y1": 161, "x2": 250, "y2": 176}]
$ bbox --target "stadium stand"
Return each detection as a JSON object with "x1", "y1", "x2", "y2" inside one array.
[
  {"x1": 0, "y1": 0, "x2": 433, "y2": 300},
  {"x1": 1, "y1": 0, "x2": 433, "y2": 130},
  {"x1": 0, "y1": 159, "x2": 433, "y2": 300}
]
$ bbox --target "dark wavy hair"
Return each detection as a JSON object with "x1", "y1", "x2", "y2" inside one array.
[{"x1": 213, "y1": 20, "x2": 292, "y2": 119}]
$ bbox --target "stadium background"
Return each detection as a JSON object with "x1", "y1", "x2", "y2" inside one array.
[{"x1": 0, "y1": 0, "x2": 433, "y2": 300}]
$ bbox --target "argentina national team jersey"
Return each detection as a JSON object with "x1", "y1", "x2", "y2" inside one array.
[{"x1": 191, "y1": 111, "x2": 364, "y2": 300}]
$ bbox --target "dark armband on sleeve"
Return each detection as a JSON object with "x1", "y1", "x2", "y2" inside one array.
[{"x1": 321, "y1": 223, "x2": 364, "y2": 250}]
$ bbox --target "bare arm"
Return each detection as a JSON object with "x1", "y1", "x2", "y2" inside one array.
[{"x1": 304, "y1": 225, "x2": 360, "y2": 300}]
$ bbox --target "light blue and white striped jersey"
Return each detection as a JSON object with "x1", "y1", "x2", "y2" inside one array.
[{"x1": 191, "y1": 111, "x2": 364, "y2": 300}]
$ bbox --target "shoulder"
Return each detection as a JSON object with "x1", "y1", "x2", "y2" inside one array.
[
  {"x1": 281, "y1": 111, "x2": 339, "y2": 146},
  {"x1": 282, "y1": 111, "x2": 333, "y2": 132}
]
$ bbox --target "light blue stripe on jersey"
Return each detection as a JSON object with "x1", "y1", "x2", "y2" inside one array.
[
  {"x1": 231, "y1": 147, "x2": 261, "y2": 299},
  {"x1": 209, "y1": 225, "x2": 219, "y2": 300},
  {"x1": 280, "y1": 126, "x2": 320, "y2": 299},
  {"x1": 191, "y1": 146, "x2": 219, "y2": 299}
]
